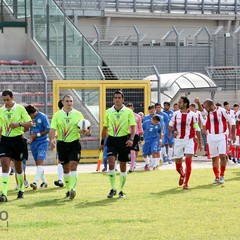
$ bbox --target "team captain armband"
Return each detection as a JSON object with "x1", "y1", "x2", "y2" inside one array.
[{"x1": 193, "y1": 123, "x2": 200, "y2": 129}]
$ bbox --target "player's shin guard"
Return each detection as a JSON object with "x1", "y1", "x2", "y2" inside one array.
[
  {"x1": 17, "y1": 173, "x2": 24, "y2": 192},
  {"x1": 64, "y1": 173, "x2": 71, "y2": 192},
  {"x1": 213, "y1": 166, "x2": 220, "y2": 179},
  {"x1": 120, "y1": 171, "x2": 127, "y2": 192},
  {"x1": 108, "y1": 169, "x2": 116, "y2": 190},
  {"x1": 2, "y1": 173, "x2": 9, "y2": 196},
  {"x1": 220, "y1": 165, "x2": 226, "y2": 177},
  {"x1": 70, "y1": 171, "x2": 77, "y2": 190},
  {"x1": 175, "y1": 162, "x2": 184, "y2": 176},
  {"x1": 168, "y1": 148, "x2": 173, "y2": 160},
  {"x1": 35, "y1": 166, "x2": 44, "y2": 184},
  {"x1": 184, "y1": 158, "x2": 192, "y2": 185},
  {"x1": 232, "y1": 145, "x2": 236, "y2": 159},
  {"x1": 57, "y1": 163, "x2": 64, "y2": 181}
]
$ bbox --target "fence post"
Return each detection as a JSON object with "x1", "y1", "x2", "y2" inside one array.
[{"x1": 134, "y1": 25, "x2": 140, "y2": 67}]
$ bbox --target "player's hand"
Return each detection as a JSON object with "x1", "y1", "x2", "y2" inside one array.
[
  {"x1": 194, "y1": 98, "x2": 200, "y2": 104},
  {"x1": 174, "y1": 131, "x2": 178, "y2": 138},
  {"x1": 50, "y1": 139, "x2": 56, "y2": 149},
  {"x1": 10, "y1": 122, "x2": 20, "y2": 129},
  {"x1": 126, "y1": 139, "x2": 133, "y2": 147}
]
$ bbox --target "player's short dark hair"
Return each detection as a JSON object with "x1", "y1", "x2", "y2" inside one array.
[
  {"x1": 233, "y1": 103, "x2": 239, "y2": 107},
  {"x1": 25, "y1": 105, "x2": 38, "y2": 114},
  {"x1": 148, "y1": 105, "x2": 155, "y2": 110},
  {"x1": 163, "y1": 101, "x2": 170, "y2": 106},
  {"x1": 154, "y1": 103, "x2": 161, "y2": 107},
  {"x1": 2, "y1": 89, "x2": 13, "y2": 98},
  {"x1": 126, "y1": 102, "x2": 133, "y2": 107},
  {"x1": 216, "y1": 102, "x2": 222, "y2": 106},
  {"x1": 190, "y1": 103, "x2": 196, "y2": 108},
  {"x1": 152, "y1": 115, "x2": 160, "y2": 122},
  {"x1": 180, "y1": 96, "x2": 190, "y2": 108},
  {"x1": 223, "y1": 101, "x2": 229, "y2": 106},
  {"x1": 113, "y1": 90, "x2": 124, "y2": 98}
]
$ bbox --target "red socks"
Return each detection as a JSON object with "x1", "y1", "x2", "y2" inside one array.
[{"x1": 184, "y1": 158, "x2": 192, "y2": 185}]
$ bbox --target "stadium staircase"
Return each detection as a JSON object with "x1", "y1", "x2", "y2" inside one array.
[{"x1": 0, "y1": 0, "x2": 114, "y2": 149}]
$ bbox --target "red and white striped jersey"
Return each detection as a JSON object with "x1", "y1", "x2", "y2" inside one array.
[
  {"x1": 203, "y1": 107, "x2": 235, "y2": 134},
  {"x1": 226, "y1": 109, "x2": 235, "y2": 122},
  {"x1": 169, "y1": 110, "x2": 198, "y2": 139}
]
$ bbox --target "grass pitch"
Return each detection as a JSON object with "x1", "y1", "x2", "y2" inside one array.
[{"x1": 1, "y1": 167, "x2": 240, "y2": 240}]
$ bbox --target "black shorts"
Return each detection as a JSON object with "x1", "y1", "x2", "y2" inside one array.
[
  {"x1": 107, "y1": 135, "x2": 131, "y2": 162},
  {"x1": 132, "y1": 134, "x2": 140, "y2": 151},
  {"x1": 57, "y1": 140, "x2": 81, "y2": 165},
  {"x1": 0, "y1": 135, "x2": 25, "y2": 161}
]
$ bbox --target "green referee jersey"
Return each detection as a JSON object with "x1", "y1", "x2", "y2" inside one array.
[
  {"x1": 0, "y1": 103, "x2": 31, "y2": 137},
  {"x1": 51, "y1": 108, "x2": 84, "y2": 142},
  {"x1": 103, "y1": 105, "x2": 136, "y2": 137}
]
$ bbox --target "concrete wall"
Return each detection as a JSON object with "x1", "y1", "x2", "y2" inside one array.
[
  {"x1": 0, "y1": 28, "x2": 28, "y2": 60},
  {"x1": 0, "y1": 26, "x2": 50, "y2": 66}
]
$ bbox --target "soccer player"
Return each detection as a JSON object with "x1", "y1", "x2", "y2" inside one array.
[
  {"x1": 195, "y1": 98, "x2": 236, "y2": 184},
  {"x1": 49, "y1": 95, "x2": 91, "y2": 200},
  {"x1": 25, "y1": 105, "x2": 50, "y2": 190},
  {"x1": 143, "y1": 105, "x2": 155, "y2": 122},
  {"x1": 169, "y1": 96, "x2": 202, "y2": 190},
  {"x1": 163, "y1": 101, "x2": 174, "y2": 163},
  {"x1": 143, "y1": 105, "x2": 158, "y2": 169},
  {"x1": 173, "y1": 103, "x2": 179, "y2": 111},
  {"x1": 0, "y1": 89, "x2": 33, "y2": 202},
  {"x1": 100, "y1": 90, "x2": 136, "y2": 198},
  {"x1": 142, "y1": 115, "x2": 162, "y2": 170},
  {"x1": 126, "y1": 103, "x2": 143, "y2": 173}
]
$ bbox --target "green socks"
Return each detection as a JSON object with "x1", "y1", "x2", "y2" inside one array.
[
  {"x1": 108, "y1": 169, "x2": 116, "y2": 190},
  {"x1": 2, "y1": 173, "x2": 9, "y2": 196}
]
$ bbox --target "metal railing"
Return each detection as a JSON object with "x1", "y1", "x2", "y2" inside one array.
[
  {"x1": 56, "y1": 0, "x2": 240, "y2": 15},
  {"x1": 0, "y1": 0, "x2": 28, "y2": 32}
]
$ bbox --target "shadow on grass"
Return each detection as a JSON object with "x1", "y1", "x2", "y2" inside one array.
[
  {"x1": 17, "y1": 197, "x2": 74, "y2": 208},
  {"x1": 7, "y1": 186, "x2": 63, "y2": 197},
  {"x1": 16, "y1": 195, "x2": 120, "y2": 209},
  {"x1": 151, "y1": 182, "x2": 222, "y2": 197},
  {"x1": 74, "y1": 198, "x2": 120, "y2": 208}
]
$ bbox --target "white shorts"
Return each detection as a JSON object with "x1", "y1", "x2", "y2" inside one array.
[
  {"x1": 207, "y1": 133, "x2": 226, "y2": 157},
  {"x1": 173, "y1": 138, "x2": 194, "y2": 158}
]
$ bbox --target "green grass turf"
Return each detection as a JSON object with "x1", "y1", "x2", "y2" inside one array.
[{"x1": 1, "y1": 167, "x2": 240, "y2": 240}]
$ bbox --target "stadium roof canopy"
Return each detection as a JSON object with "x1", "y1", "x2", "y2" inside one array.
[{"x1": 144, "y1": 72, "x2": 217, "y2": 103}]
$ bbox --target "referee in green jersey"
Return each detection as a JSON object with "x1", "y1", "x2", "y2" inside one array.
[
  {"x1": 0, "y1": 89, "x2": 33, "y2": 202},
  {"x1": 101, "y1": 90, "x2": 136, "y2": 198},
  {"x1": 49, "y1": 95, "x2": 91, "y2": 200}
]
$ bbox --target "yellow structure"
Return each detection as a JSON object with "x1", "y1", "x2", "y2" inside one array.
[{"x1": 52, "y1": 80, "x2": 151, "y2": 162}]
